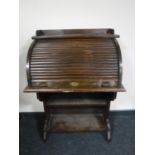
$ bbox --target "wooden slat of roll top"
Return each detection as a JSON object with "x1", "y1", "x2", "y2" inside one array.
[
  {"x1": 30, "y1": 67, "x2": 118, "y2": 72},
  {"x1": 33, "y1": 46, "x2": 115, "y2": 49},
  {"x1": 31, "y1": 55, "x2": 116, "y2": 59},
  {"x1": 31, "y1": 75, "x2": 118, "y2": 79},
  {"x1": 31, "y1": 55, "x2": 116, "y2": 58},
  {"x1": 30, "y1": 69, "x2": 118, "y2": 73},
  {"x1": 33, "y1": 47, "x2": 115, "y2": 50},
  {"x1": 32, "y1": 54, "x2": 116, "y2": 57},
  {"x1": 31, "y1": 59, "x2": 117, "y2": 63},
  {"x1": 34, "y1": 41, "x2": 114, "y2": 46},
  {"x1": 31, "y1": 74, "x2": 118, "y2": 79},
  {"x1": 31, "y1": 61, "x2": 117, "y2": 64},
  {"x1": 30, "y1": 59, "x2": 117, "y2": 64},
  {"x1": 30, "y1": 63, "x2": 118, "y2": 66},
  {"x1": 30, "y1": 67, "x2": 118, "y2": 71},
  {"x1": 31, "y1": 57, "x2": 117, "y2": 63},
  {"x1": 30, "y1": 66, "x2": 118, "y2": 71},
  {"x1": 32, "y1": 51, "x2": 116, "y2": 55},
  {"x1": 31, "y1": 74, "x2": 118, "y2": 78},
  {"x1": 34, "y1": 45, "x2": 114, "y2": 48},
  {"x1": 32, "y1": 49, "x2": 116, "y2": 53},
  {"x1": 30, "y1": 64, "x2": 118, "y2": 71},
  {"x1": 30, "y1": 62, "x2": 117, "y2": 66},
  {"x1": 33, "y1": 45, "x2": 115, "y2": 48},
  {"x1": 34, "y1": 38, "x2": 113, "y2": 47}
]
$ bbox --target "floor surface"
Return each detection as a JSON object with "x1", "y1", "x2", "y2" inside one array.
[{"x1": 19, "y1": 112, "x2": 135, "y2": 155}]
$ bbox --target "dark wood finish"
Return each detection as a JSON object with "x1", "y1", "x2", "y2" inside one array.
[
  {"x1": 32, "y1": 34, "x2": 120, "y2": 39},
  {"x1": 24, "y1": 29, "x2": 126, "y2": 142},
  {"x1": 24, "y1": 85, "x2": 125, "y2": 93},
  {"x1": 36, "y1": 29, "x2": 115, "y2": 36}
]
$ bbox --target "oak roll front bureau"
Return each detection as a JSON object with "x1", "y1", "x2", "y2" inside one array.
[{"x1": 24, "y1": 29, "x2": 125, "y2": 142}]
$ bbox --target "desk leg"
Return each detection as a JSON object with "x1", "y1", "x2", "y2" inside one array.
[
  {"x1": 43, "y1": 119, "x2": 48, "y2": 142},
  {"x1": 106, "y1": 118, "x2": 111, "y2": 142},
  {"x1": 104, "y1": 101, "x2": 111, "y2": 142},
  {"x1": 43, "y1": 101, "x2": 51, "y2": 142}
]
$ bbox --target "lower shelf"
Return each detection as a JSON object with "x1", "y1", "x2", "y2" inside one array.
[{"x1": 48, "y1": 114, "x2": 106, "y2": 132}]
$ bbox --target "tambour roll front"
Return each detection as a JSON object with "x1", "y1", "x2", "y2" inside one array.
[{"x1": 24, "y1": 29, "x2": 125, "y2": 142}]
